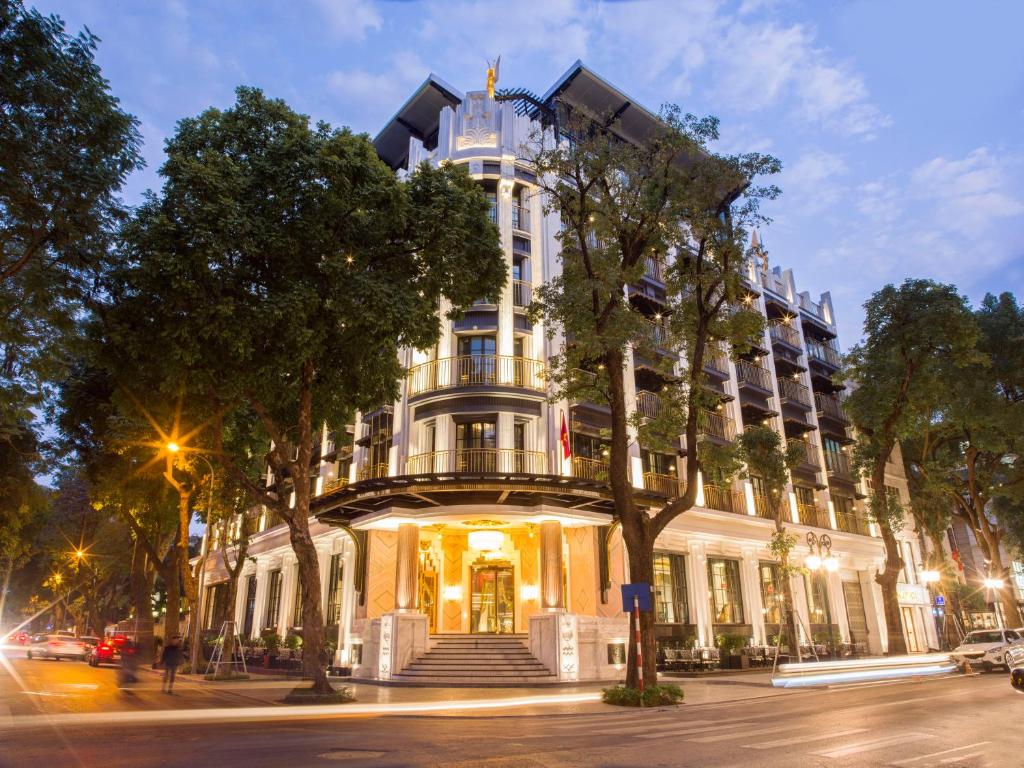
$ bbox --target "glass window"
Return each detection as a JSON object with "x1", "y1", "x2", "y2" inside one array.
[
  {"x1": 326, "y1": 554, "x2": 344, "y2": 625},
  {"x1": 707, "y1": 558, "x2": 744, "y2": 624},
  {"x1": 264, "y1": 570, "x2": 282, "y2": 630},
  {"x1": 458, "y1": 335, "x2": 496, "y2": 357},
  {"x1": 653, "y1": 552, "x2": 689, "y2": 624},
  {"x1": 804, "y1": 572, "x2": 830, "y2": 624},
  {"x1": 759, "y1": 562, "x2": 783, "y2": 625},
  {"x1": 902, "y1": 541, "x2": 917, "y2": 584},
  {"x1": 456, "y1": 421, "x2": 496, "y2": 471},
  {"x1": 642, "y1": 450, "x2": 676, "y2": 476},
  {"x1": 292, "y1": 575, "x2": 302, "y2": 628}
]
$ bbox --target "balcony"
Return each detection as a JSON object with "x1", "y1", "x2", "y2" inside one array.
[
  {"x1": 405, "y1": 449, "x2": 547, "y2": 475},
  {"x1": 797, "y1": 502, "x2": 829, "y2": 528},
  {"x1": 807, "y1": 341, "x2": 842, "y2": 369},
  {"x1": 815, "y1": 392, "x2": 849, "y2": 423},
  {"x1": 751, "y1": 493, "x2": 781, "y2": 520},
  {"x1": 703, "y1": 346, "x2": 730, "y2": 377},
  {"x1": 512, "y1": 279, "x2": 532, "y2": 309},
  {"x1": 698, "y1": 409, "x2": 735, "y2": 442},
  {"x1": 702, "y1": 483, "x2": 738, "y2": 513},
  {"x1": 512, "y1": 205, "x2": 530, "y2": 232},
  {"x1": 644, "y1": 255, "x2": 666, "y2": 282},
  {"x1": 835, "y1": 509, "x2": 870, "y2": 536},
  {"x1": 408, "y1": 355, "x2": 545, "y2": 396},
  {"x1": 777, "y1": 376, "x2": 812, "y2": 407},
  {"x1": 323, "y1": 476, "x2": 349, "y2": 493},
  {"x1": 647, "y1": 318, "x2": 672, "y2": 350},
  {"x1": 356, "y1": 462, "x2": 389, "y2": 481},
  {"x1": 736, "y1": 359, "x2": 773, "y2": 392},
  {"x1": 768, "y1": 320, "x2": 801, "y2": 348},
  {"x1": 825, "y1": 451, "x2": 854, "y2": 481},
  {"x1": 635, "y1": 390, "x2": 662, "y2": 419},
  {"x1": 789, "y1": 438, "x2": 820, "y2": 469},
  {"x1": 572, "y1": 455, "x2": 609, "y2": 483},
  {"x1": 643, "y1": 471, "x2": 682, "y2": 497}
]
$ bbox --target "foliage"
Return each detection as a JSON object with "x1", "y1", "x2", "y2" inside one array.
[
  {"x1": 261, "y1": 630, "x2": 281, "y2": 655},
  {"x1": 284, "y1": 634, "x2": 303, "y2": 651},
  {"x1": 0, "y1": 0, "x2": 141, "y2": 435},
  {"x1": 602, "y1": 684, "x2": 685, "y2": 707},
  {"x1": 768, "y1": 530, "x2": 803, "y2": 577},
  {"x1": 714, "y1": 632, "x2": 747, "y2": 655}
]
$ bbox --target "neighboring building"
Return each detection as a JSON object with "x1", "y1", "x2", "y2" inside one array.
[
  {"x1": 941, "y1": 516, "x2": 1024, "y2": 631},
  {"x1": 201, "y1": 62, "x2": 935, "y2": 682}
]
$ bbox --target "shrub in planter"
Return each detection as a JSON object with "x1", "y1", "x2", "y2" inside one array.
[{"x1": 602, "y1": 684, "x2": 684, "y2": 707}]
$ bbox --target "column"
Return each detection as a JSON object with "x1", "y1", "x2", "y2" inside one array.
[
  {"x1": 742, "y1": 550, "x2": 766, "y2": 644},
  {"x1": 250, "y1": 562, "x2": 269, "y2": 635},
  {"x1": 540, "y1": 520, "x2": 564, "y2": 611},
  {"x1": 279, "y1": 554, "x2": 298, "y2": 632},
  {"x1": 394, "y1": 523, "x2": 420, "y2": 612},
  {"x1": 687, "y1": 542, "x2": 712, "y2": 646}
]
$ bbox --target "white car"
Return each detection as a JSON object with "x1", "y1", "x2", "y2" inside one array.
[
  {"x1": 950, "y1": 628, "x2": 1024, "y2": 672},
  {"x1": 1008, "y1": 645, "x2": 1024, "y2": 690},
  {"x1": 25, "y1": 634, "x2": 87, "y2": 661}
]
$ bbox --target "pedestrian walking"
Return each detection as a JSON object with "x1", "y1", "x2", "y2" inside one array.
[{"x1": 160, "y1": 634, "x2": 183, "y2": 693}]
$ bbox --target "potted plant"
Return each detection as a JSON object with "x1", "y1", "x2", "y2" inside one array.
[
  {"x1": 715, "y1": 632, "x2": 749, "y2": 669},
  {"x1": 261, "y1": 631, "x2": 281, "y2": 668}
]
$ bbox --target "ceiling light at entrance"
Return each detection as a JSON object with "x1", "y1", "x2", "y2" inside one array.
[{"x1": 468, "y1": 530, "x2": 505, "y2": 552}]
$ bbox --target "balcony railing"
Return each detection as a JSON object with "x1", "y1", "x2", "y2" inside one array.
[
  {"x1": 643, "y1": 471, "x2": 682, "y2": 497},
  {"x1": 736, "y1": 360, "x2": 773, "y2": 391},
  {"x1": 752, "y1": 493, "x2": 782, "y2": 520},
  {"x1": 824, "y1": 451, "x2": 854, "y2": 481},
  {"x1": 644, "y1": 255, "x2": 666, "y2": 282},
  {"x1": 807, "y1": 342, "x2": 842, "y2": 368},
  {"x1": 835, "y1": 509, "x2": 870, "y2": 536},
  {"x1": 777, "y1": 376, "x2": 812, "y2": 406},
  {"x1": 408, "y1": 355, "x2": 545, "y2": 396},
  {"x1": 635, "y1": 390, "x2": 662, "y2": 419},
  {"x1": 797, "y1": 502, "x2": 829, "y2": 528},
  {"x1": 405, "y1": 449, "x2": 547, "y2": 475},
  {"x1": 815, "y1": 392, "x2": 849, "y2": 422},
  {"x1": 572, "y1": 455, "x2": 609, "y2": 483},
  {"x1": 512, "y1": 205, "x2": 530, "y2": 232},
  {"x1": 698, "y1": 409, "x2": 735, "y2": 441},
  {"x1": 356, "y1": 462, "x2": 389, "y2": 481},
  {"x1": 703, "y1": 345, "x2": 730, "y2": 376},
  {"x1": 768, "y1": 320, "x2": 801, "y2": 347},
  {"x1": 648, "y1": 319, "x2": 671, "y2": 350},
  {"x1": 512, "y1": 279, "x2": 532, "y2": 308},
  {"x1": 789, "y1": 438, "x2": 820, "y2": 468},
  {"x1": 702, "y1": 483, "x2": 736, "y2": 513},
  {"x1": 323, "y1": 477, "x2": 349, "y2": 493}
]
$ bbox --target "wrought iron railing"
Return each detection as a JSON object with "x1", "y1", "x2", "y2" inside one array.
[
  {"x1": 807, "y1": 342, "x2": 842, "y2": 368},
  {"x1": 698, "y1": 409, "x2": 735, "y2": 441},
  {"x1": 572, "y1": 455, "x2": 609, "y2": 483},
  {"x1": 635, "y1": 390, "x2": 662, "y2": 419},
  {"x1": 643, "y1": 471, "x2": 682, "y2": 497},
  {"x1": 797, "y1": 502, "x2": 829, "y2": 528},
  {"x1": 777, "y1": 376, "x2": 812, "y2": 406},
  {"x1": 408, "y1": 355, "x2": 545, "y2": 396},
  {"x1": 644, "y1": 255, "x2": 665, "y2": 282},
  {"x1": 703, "y1": 345, "x2": 730, "y2": 376},
  {"x1": 405, "y1": 449, "x2": 547, "y2": 475},
  {"x1": 702, "y1": 483, "x2": 736, "y2": 513},
  {"x1": 768, "y1": 320, "x2": 801, "y2": 347},
  {"x1": 752, "y1": 493, "x2": 781, "y2": 520},
  {"x1": 789, "y1": 438, "x2": 820, "y2": 467},
  {"x1": 736, "y1": 360, "x2": 773, "y2": 391},
  {"x1": 835, "y1": 509, "x2": 869, "y2": 536},
  {"x1": 322, "y1": 477, "x2": 349, "y2": 493},
  {"x1": 825, "y1": 451, "x2": 854, "y2": 480},
  {"x1": 356, "y1": 462, "x2": 389, "y2": 481},
  {"x1": 815, "y1": 392, "x2": 849, "y2": 422}
]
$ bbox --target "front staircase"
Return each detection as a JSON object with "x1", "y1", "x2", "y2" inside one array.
[{"x1": 390, "y1": 634, "x2": 558, "y2": 686}]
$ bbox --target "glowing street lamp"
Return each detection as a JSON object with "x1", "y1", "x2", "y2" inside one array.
[
  {"x1": 166, "y1": 441, "x2": 180, "y2": 454},
  {"x1": 919, "y1": 570, "x2": 941, "y2": 585},
  {"x1": 983, "y1": 577, "x2": 1005, "y2": 590},
  {"x1": 805, "y1": 532, "x2": 838, "y2": 656}
]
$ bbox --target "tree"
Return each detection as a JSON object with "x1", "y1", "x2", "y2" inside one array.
[
  {"x1": 903, "y1": 292, "x2": 1024, "y2": 629},
  {"x1": 529, "y1": 107, "x2": 776, "y2": 687},
  {"x1": 0, "y1": 0, "x2": 141, "y2": 436},
  {"x1": 110, "y1": 87, "x2": 505, "y2": 693},
  {"x1": 844, "y1": 279, "x2": 982, "y2": 654}
]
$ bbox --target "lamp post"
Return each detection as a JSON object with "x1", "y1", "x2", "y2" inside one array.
[
  {"x1": 805, "y1": 532, "x2": 839, "y2": 658},
  {"x1": 167, "y1": 442, "x2": 218, "y2": 676}
]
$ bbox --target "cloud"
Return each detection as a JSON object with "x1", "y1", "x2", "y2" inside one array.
[
  {"x1": 311, "y1": 0, "x2": 382, "y2": 41},
  {"x1": 325, "y1": 51, "x2": 431, "y2": 131}
]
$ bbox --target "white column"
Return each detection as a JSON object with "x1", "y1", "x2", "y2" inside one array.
[
  {"x1": 250, "y1": 562, "x2": 270, "y2": 635},
  {"x1": 687, "y1": 542, "x2": 712, "y2": 646},
  {"x1": 827, "y1": 571, "x2": 851, "y2": 643},
  {"x1": 280, "y1": 554, "x2": 298, "y2": 632},
  {"x1": 497, "y1": 411, "x2": 515, "y2": 471},
  {"x1": 742, "y1": 551, "x2": 766, "y2": 644}
]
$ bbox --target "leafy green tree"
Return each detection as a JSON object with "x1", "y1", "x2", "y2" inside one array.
[
  {"x1": 844, "y1": 279, "x2": 982, "y2": 654},
  {"x1": 0, "y1": 0, "x2": 141, "y2": 434},
  {"x1": 110, "y1": 87, "x2": 504, "y2": 693},
  {"x1": 529, "y1": 107, "x2": 775, "y2": 687}
]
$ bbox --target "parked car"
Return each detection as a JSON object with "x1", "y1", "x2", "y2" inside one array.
[
  {"x1": 950, "y1": 628, "x2": 1024, "y2": 671},
  {"x1": 1008, "y1": 645, "x2": 1024, "y2": 691},
  {"x1": 26, "y1": 634, "x2": 88, "y2": 661},
  {"x1": 88, "y1": 635, "x2": 128, "y2": 667}
]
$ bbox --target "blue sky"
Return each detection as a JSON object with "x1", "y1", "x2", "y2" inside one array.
[{"x1": 49, "y1": 0, "x2": 1024, "y2": 344}]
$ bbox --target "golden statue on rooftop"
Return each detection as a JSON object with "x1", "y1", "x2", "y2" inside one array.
[{"x1": 486, "y1": 55, "x2": 500, "y2": 98}]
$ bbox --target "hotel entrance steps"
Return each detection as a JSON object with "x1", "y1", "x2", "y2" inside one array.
[{"x1": 389, "y1": 634, "x2": 558, "y2": 685}]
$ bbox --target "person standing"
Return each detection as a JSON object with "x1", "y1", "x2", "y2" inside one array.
[{"x1": 160, "y1": 635, "x2": 183, "y2": 694}]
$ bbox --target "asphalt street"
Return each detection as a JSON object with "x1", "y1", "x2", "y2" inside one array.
[{"x1": 0, "y1": 648, "x2": 1018, "y2": 768}]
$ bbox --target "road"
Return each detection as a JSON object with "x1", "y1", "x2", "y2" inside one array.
[{"x1": 0, "y1": 648, "x2": 1017, "y2": 768}]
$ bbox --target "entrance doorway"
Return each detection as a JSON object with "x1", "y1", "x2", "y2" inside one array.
[
  {"x1": 902, "y1": 606, "x2": 923, "y2": 652},
  {"x1": 842, "y1": 581, "x2": 869, "y2": 648},
  {"x1": 471, "y1": 565, "x2": 515, "y2": 633}
]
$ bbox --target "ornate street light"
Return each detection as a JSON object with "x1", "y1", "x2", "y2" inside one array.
[{"x1": 805, "y1": 532, "x2": 838, "y2": 657}]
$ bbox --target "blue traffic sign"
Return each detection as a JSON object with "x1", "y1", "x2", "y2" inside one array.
[
  {"x1": 934, "y1": 595, "x2": 946, "y2": 606},
  {"x1": 621, "y1": 583, "x2": 653, "y2": 612}
]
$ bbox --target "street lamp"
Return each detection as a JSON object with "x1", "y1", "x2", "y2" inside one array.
[{"x1": 805, "y1": 532, "x2": 838, "y2": 658}]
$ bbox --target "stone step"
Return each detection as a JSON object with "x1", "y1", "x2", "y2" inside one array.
[
  {"x1": 405, "y1": 661, "x2": 549, "y2": 671},
  {"x1": 388, "y1": 674, "x2": 561, "y2": 686},
  {"x1": 396, "y1": 668, "x2": 554, "y2": 678}
]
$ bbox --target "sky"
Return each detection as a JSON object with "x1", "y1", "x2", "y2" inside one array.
[{"x1": 47, "y1": 0, "x2": 1024, "y2": 345}]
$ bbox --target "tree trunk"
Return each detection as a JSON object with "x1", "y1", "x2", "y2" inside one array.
[
  {"x1": 161, "y1": 557, "x2": 181, "y2": 644},
  {"x1": 0, "y1": 560, "x2": 12, "y2": 634},
  {"x1": 215, "y1": 573, "x2": 241, "y2": 679},
  {"x1": 621, "y1": 517, "x2": 658, "y2": 689},
  {"x1": 290, "y1": 519, "x2": 329, "y2": 692},
  {"x1": 875, "y1": 525, "x2": 907, "y2": 655},
  {"x1": 129, "y1": 542, "x2": 156, "y2": 665},
  {"x1": 176, "y1": 491, "x2": 197, "y2": 611}
]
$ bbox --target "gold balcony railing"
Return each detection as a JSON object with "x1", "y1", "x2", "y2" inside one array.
[
  {"x1": 777, "y1": 376, "x2": 812, "y2": 406},
  {"x1": 698, "y1": 409, "x2": 735, "y2": 441},
  {"x1": 835, "y1": 509, "x2": 870, "y2": 536},
  {"x1": 797, "y1": 502, "x2": 828, "y2": 528},
  {"x1": 356, "y1": 462, "x2": 389, "y2": 481},
  {"x1": 736, "y1": 360, "x2": 773, "y2": 391},
  {"x1": 635, "y1": 390, "x2": 662, "y2": 419},
  {"x1": 752, "y1": 493, "x2": 783, "y2": 520},
  {"x1": 815, "y1": 392, "x2": 849, "y2": 422},
  {"x1": 572, "y1": 455, "x2": 609, "y2": 483},
  {"x1": 405, "y1": 449, "x2": 547, "y2": 475},
  {"x1": 768, "y1": 320, "x2": 801, "y2": 347},
  {"x1": 512, "y1": 279, "x2": 532, "y2": 308},
  {"x1": 808, "y1": 342, "x2": 842, "y2": 368},
  {"x1": 512, "y1": 205, "x2": 530, "y2": 232},
  {"x1": 408, "y1": 355, "x2": 545, "y2": 396},
  {"x1": 322, "y1": 477, "x2": 349, "y2": 493},
  {"x1": 702, "y1": 483, "x2": 736, "y2": 513},
  {"x1": 643, "y1": 471, "x2": 682, "y2": 497},
  {"x1": 825, "y1": 451, "x2": 854, "y2": 481}
]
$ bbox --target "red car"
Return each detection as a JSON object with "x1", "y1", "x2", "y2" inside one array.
[{"x1": 88, "y1": 635, "x2": 128, "y2": 667}]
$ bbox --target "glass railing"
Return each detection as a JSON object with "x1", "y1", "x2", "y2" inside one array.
[
  {"x1": 408, "y1": 355, "x2": 546, "y2": 396},
  {"x1": 405, "y1": 449, "x2": 547, "y2": 475}
]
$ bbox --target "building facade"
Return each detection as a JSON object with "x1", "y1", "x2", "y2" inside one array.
[{"x1": 201, "y1": 62, "x2": 937, "y2": 681}]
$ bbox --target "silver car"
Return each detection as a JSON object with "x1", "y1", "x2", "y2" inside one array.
[
  {"x1": 1009, "y1": 645, "x2": 1024, "y2": 691},
  {"x1": 25, "y1": 633, "x2": 87, "y2": 661}
]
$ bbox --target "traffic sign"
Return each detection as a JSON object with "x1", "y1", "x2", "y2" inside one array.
[
  {"x1": 934, "y1": 595, "x2": 946, "y2": 606},
  {"x1": 621, "y1": 583, "x2": 652, "y2": 612}
]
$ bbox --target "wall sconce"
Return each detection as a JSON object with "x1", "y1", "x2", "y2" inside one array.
[
  {"x1": 443, "y1": 585, "x2": 463, "y2": 602},
  {"x1": 520, "y1": 584, "x2": 539, "y2": 601}
]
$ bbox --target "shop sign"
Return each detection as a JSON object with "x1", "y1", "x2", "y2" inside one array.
[{"x1": 896, "y1": 583, "x2": 927, "y2": 604}]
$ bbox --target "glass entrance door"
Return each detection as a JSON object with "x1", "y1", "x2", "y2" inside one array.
[{"x1": 471, "y1": 565, "x2": 515, "y2": 634}]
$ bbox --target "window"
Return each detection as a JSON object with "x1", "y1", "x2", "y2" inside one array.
[
  {"x1": 642, "y1": 450, "x2": 676, "y2": 476},
  {"x1": 804, "y1": 572, "x2": 831, "y2": 624},
  {"x1": 795, "y1": 486, "x2": 815, "y2": 506},
  {"x1": 457, "y1": 336, "x2": 496, "y2": 384},
  {"x1": 458, "y1": 335, "x2": 496, "y2": 357},
  {"x1": 456, "y1": 421, "x2": 496, "y2": 471},
  {"x1": 759, "y1": 563, "x2": 783, "y2": 625},
  {"x1": 653, "y1": 552, "x2": 689, "y2": 624},
  {"x1": 572, "y1": 433, "x2": 609, "y2": 460},
  {"x1": 204, "y1": 584, "x2": 226, "y2": 630},
  {"x1": 326, "y1": 554, "x2": 344, "y2": 625},
  {"x1": 242, "y1": 575, "x2": 257, "y2": 637},
  {"x1": 264, "y1": 570, "x2": 282, "y2": 630},
  {"x1": 292, "y1": 574, "x2": 303, "y2": 628},
  {"x1": 707, "y1": 558, "x2": 744, "y2": 624}
]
